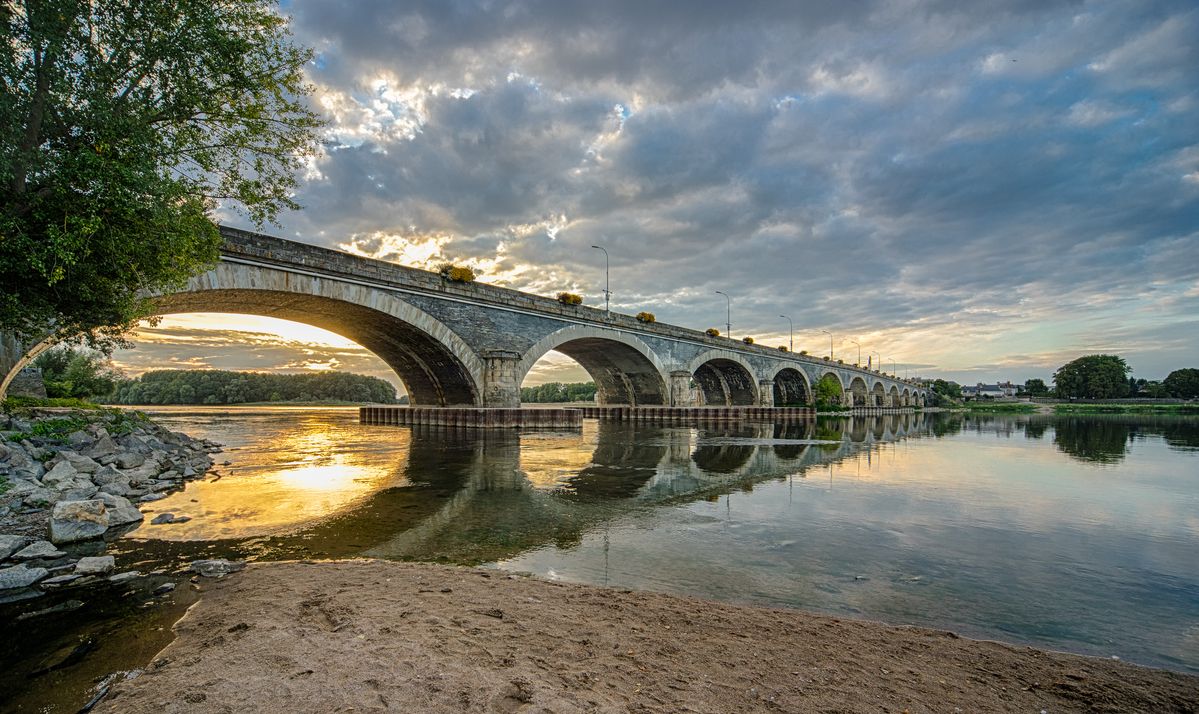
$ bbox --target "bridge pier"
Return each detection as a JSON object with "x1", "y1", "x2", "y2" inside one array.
[
  {"x1": 758, "y1": 380, "x2": 775, "y2": 407},
  {"x1": 482, "y1": 350, "x2": 522, "y2": 408},
  {"x1": 669, "y1": 370, "x2": 692, "y2": 407}
]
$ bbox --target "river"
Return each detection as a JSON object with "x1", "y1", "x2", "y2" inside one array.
[{"x1": 2, "y1": 407, "x2": 1197, "y2": 711}]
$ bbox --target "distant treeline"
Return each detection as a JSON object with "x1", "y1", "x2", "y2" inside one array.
[
  {"x1": 520, "y1": 381, "x2": 597, "y2": 403},
  {"x1": 109, "y1": 369, "x2": 398, "y2": 405}
]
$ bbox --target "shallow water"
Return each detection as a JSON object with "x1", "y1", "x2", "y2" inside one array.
[{"x1": 3, "y1": 408, "x2": 1197, "y2": 711}]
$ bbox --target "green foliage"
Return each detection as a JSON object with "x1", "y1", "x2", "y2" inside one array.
[
  {"x1": 1163, "y1": 368, "x2": 1199, "y2": 399},
  {"x1": 1023, "y1": 378, "x2": 1050, "y2": 396},
  {"x1": 32, "y1": 344, "x2": 121, "y2": 398},
  {"x1": 1053, "y1": 355, "x2": 1132, "y2": 399},
  {"x1": 965, "y1": 402, "x2": 1037, "y2": 413},
  {"x1": 931, "y1": 379, "x2": 962, "y2": 399},
  {"x1": 0, "y1": 0, "x2": 322, "y2": 347},
  {"x1": 2, "y1": 394, "x2": 100, "y2": 411},
  {"x1": 1053, "y1": 403, "x2": 1199, "y2": 414},
  {"x1": 556, "y1": 292, "x2": 583, "y2": 305},
  {"x1": 519, "y1": 381, "x2": 597, "y2": 403},
  {"x1": 799, "y1": 350, "x2": 808, "y2": 355},
  {"x1": 814, "y1": 375, "x2": 843, "y2": 409},
  {"x1": 110, "y1": 369, "x2": 398, "y2": 405},
  {"x1": 705, "y1": 328, "x2": 720, "y2": 337},
  {"x1": 635, "y1": 311, "x2": 655, "y2": 323},
  {"x1": 436, "y1": 263, "x2": 476, "y2": 283},
  {"x1": 742, "y1": 336, "x2": 754, "y2": 345},
  {"x1": 0, "y1": 474, "x2": 8, "y2": 494},
  {"x1": 777, "y1": 345, "x2": 787, "y2": 352}
]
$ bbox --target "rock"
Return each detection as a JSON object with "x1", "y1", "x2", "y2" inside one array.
[
  {"x1": 91, "y1": 465, "x2": 124, "y2": 485},
  {"x1": 115, "y1": 452, "x2": 145, "y2": 469},
  {"x1": 57, "y1": 485, "x2": 100, "y2": 501},
  {"x1": 41, "y1": 460, "x2": 78, "y2": 487},
  {"x1": 0, "y1": 534, "x2": 31, "y2": 560},
  {"x1": 108, "y1": 571, "x2": 142, "y2": 583},
  {"x1": 151, "y1": 513, "x2": 175, "y2": 525},
  {"x1": 190, "y1": 559, "x2": 245, "y2": 578},
  {"x1": 171, "y1": 515, "x2": 191, "y2": 523},
  {"x1": 66, "y1": 430, "x2": 93, "y2": 447},
  {"x1": 98, "y1": 481, "x2": 134, "y2": 497},
  {"x1": 0, "y1": 564, "x2": 49, "y2": 590},
  {"x1": 57, "y1": 451, "x2": 100, "y2": 474},
  {"x1": 138, "y1": 492, "x2": 167, "y2": 503},
  {"x1": 84, "y1": 434, "x2": 119, "y2": 459},
  {"x1": 41, "y1": 573, "x2": 83, "y2": 586},
  {"x1": 13, "y1": 540, "x2": 67, "y2": 560},
  {"x1": 0, "y1": 478, "x2": 40, "y2": 497},
  {"x1": 152, "y1": 582, "x2": 176, "y2": 595},
  {"x1": 23, "y1": 488, "x2": 55, "y2": 508},
  {"x1": 97, "y1": 493, "x2": 144, "y2": 526},
  {"x1": 74, "y1": 556, "x2": 116, "y2": 575},
  {"x1": 49, "y1": 500, "x2": 109, "y2": 544}
]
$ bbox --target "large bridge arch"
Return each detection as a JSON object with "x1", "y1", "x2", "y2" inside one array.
[
  {"x1": 518, "y1": 326, "x2": 668, "y2": 405},
  {"x1": 870, "y1": 381, "x2": 887, "y2": 407},
  {"x1": 889, "y1": 385, "x2": 900, "y2": 407},
  {"x1": 4, "y1": 262, "x2": 487, "y2": 406},
  {"x1": 687, "y1": 350, "x2": 758, "y2": 406},
  {"x1": 772, "y1": 367, "x2": 812, "y2": 407},
  {"x1": 848, "y1": 376, "x2": 870, "y2": 407}
]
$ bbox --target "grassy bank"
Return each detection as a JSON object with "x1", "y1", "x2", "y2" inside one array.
[
  {"x1": 963, "y1": 402, "x2": 1038, "y2": 414},
  {"x1": 1053, "y1": 403, "x2": 1199, "y2": 415}
]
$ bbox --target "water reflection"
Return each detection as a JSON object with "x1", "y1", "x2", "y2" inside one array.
[{"x1": 5, "y1": 406, "x2": 1198, "y2": 714}]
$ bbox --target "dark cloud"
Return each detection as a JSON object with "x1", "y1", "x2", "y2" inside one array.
[{"x1": 204, "y1": 0, "x2": 1199, "y2": 383}]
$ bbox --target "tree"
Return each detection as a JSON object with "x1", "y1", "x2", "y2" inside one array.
[
  {"x1": 32, "y1": 343, "x2": 120, "y2": 398},
  {"x1": 813, "y1": 375, "x2": 843, "y2": 408},
  {"x1": 1163, "y1": 368, "x2": 1199, "y2": 399},
  {"x1": 1023, "y1": 378, "x2": 1049, "y2": 396},
  {"x1": 1, "y1": 1, "x2": 322, "y2": 349},
  {"x1": 1052, "y1": 355, "x2": 1131, "y2": 399}
]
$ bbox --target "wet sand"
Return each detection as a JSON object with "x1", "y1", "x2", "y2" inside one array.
[{"x1": 99, "y1": 560, "x2": 1198, "y2": 713}]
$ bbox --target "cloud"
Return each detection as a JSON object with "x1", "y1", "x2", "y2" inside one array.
[{"x1": 173, "y1": 0, "x2": 1199, "y2": 386}]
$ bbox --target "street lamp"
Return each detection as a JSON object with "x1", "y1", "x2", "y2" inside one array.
[
  {"x1": 779, "y1": 315, "x2": 793, "y2": 352},
  {"x1": 847, "y1": 340, "x2": 860, "y2": 367},
  {"x1": 886, "y1": 356, "x2": 896, "y2": 376},
  {"x1": 872, "y1": 352, "x2": 882, "y2": 372},
  {"x1": 820, "y1": 329, "x2": 833, "y2": 359},
  {"x1": 714, "y1": 291, "x2": 731, "y2": 337},
  {"x1": 590, "y1": 245, "x2": 610, "y2": 313}
]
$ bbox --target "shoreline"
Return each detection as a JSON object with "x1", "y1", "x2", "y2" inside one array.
[{"x1": 97, "y1": 559, "x2": 1198, "y2": 713}]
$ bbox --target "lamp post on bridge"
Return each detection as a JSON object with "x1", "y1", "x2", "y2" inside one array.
[
  {"x1": 715, "y1": 291, "x2": 731, "y2": 338},
  {"x1": 848, "y1": 340, "x2": 860, "y2": 367},
  {"x1": 820, "y1": 329, "x2": 833, "y2": 360},
  {"x1": 591, "y1": 245, "x2": 610, "y2": 314},
  {"x1": 872, "y1": 352, "x2": 882, "y2": 372},
  {"x1": 886, "y1": 356, "x2": 897, "y2": 376},
  {"x1": 779, "y1": 314, "x2": 793, "y2": 352}
]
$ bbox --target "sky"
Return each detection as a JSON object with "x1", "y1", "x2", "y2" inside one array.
[{"x1": 114, "y1": 0, "x2": 1199, "y2": 391}]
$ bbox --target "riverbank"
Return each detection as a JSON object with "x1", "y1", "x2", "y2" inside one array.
[
  {"x1": 97, "y1": 559, "x2": 1198, "y2": 714},
  {"x1": 0, "y1": 405, "x2": 219, "y2": 601}
]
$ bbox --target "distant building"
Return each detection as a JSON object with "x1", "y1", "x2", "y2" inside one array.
[{"x1": 963, "y1": 382, "x2": 1015, "y2": 399}]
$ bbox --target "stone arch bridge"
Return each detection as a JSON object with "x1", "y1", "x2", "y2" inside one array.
[{"x1": 1, "y1": 227, "x2": 928, "y2": 408}]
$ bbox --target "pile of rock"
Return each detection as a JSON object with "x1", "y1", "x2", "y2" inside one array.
[{"x1": 0, "y1": 409, "x2": 220, "y2": 601}]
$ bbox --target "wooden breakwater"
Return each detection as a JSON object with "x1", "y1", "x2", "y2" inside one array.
[{"x1": 360, "y1": 406, "x2": 582, "y2": 428}]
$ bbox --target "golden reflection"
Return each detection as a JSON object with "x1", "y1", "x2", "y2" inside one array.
[
  {"x1": 132, "y1": 417, "x2": 411, "y2": 540},
  {"x1": 518, "y1": 421, "x2": 599, "y2": 490}
]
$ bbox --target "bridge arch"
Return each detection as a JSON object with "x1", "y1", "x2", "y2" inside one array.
[
  {"x1": 889, "y1": 385, "x2": 900, "y2": 407},
  {"x1": 687, "y1": 351, "x2": 758, "y2": 406},
  {"x1": 518, "y1": 326, "x2": 668, "y2": 405},
  {"x1": 772, "y1": 367, "x2": 812, "y2": 407},
  {"x1": 901, "y1": 388, "x2": 911, "y2": 407},
  {"x1": 2, "y1": 262, "x2": 487, "y2": 406},
  {"x1": 814, "y1": 371, "x2": 846, "y2": 407},
  {"x1": 848, "y1": 376, "x2": 870, "y2": 407},
  {"x1": 870, "y1": 381, "x2": 887, "y2": 407}
]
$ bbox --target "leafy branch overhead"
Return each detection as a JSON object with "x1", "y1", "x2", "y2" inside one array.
[{"x1": 0, "y1": 0, "x2": 323, "y2": 345}]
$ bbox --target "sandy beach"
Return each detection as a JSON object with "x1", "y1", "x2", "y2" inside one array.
[{"x1": 96, "y1": 559, "x2": 1198, "y2": 713}]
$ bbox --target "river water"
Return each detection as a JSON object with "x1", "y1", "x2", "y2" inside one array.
[{"x1": 3, "y1": 408, "x2": 1198, "y2": 711}]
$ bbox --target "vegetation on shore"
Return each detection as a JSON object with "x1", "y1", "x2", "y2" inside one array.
[
  {"x1": 1053, "y1": 403, "x2": 1199, "y2": 415},
  {"x1": 963, "y1": 402, "x2": 1037, "y2": 413},
  {"x1": 520, "y1": 381, "x2": 597, "y2": 403},
  {"x1": 110, "y1": 369, "x2": 397, "y2": 405}
]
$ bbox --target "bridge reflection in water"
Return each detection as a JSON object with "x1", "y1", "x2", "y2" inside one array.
[{"x1": 117, "y1": 412, "x2": 928, "y2": 570}]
